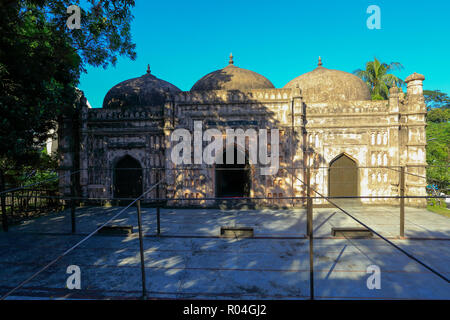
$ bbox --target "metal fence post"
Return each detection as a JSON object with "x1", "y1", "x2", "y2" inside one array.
[
  {"x1": 156, "y1": 170, "x2": 160, "y2": 200},
  {"x1": 306, "y1": 168, "x2": 312, "y2": 235},
  {"x1": 34, "y1": 190, "x2": 38, "y2": 212},
  {"x1": 71, "y1": 203, "x2": 76, "y2": 233},
  {"x1": 156, "y1": 169, "x2": 161, "y2": 236},
  {"x1": 156, "y1": 207, "x2": 161, "y2": 236},
  {"x1": 1, "y1": 193, "x2": 8, "y2": 232},
  {"x1": 0, "y1": 169, "x2": 7, "y2": 232},
  {"x1": 10, "y1": 191, "x2": 14, "y2": 224},
  {"x1": 400, "y1": 166, "x2": 405, "y2": 238},
  {"x1": 306, "y1": 167, "x2": 314, "y2": 300},
  {"x1": 136, "y1": 199, "x2": 147, "y2": 299},
  {"x1": 70, "y1": 171, "x2": 76, "y2": 233}
]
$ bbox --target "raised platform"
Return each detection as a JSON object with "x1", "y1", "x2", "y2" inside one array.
[
  {"x1": 220, "y1": 226, "x2": 254, "y2": 238},
  {"x1": 331, "y1": 227, "x2": 373, "y2": 238}
]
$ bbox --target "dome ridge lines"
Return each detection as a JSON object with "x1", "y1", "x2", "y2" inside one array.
[
  {"x1": 102, "y1": 69, "x2": 180, "y2": 109},
  {"x1": 191, "y1": 54, "x2": 274, "y2": 91},
  {"x1": 283, "y1": 58, "x2": 371, "y2": 102}
]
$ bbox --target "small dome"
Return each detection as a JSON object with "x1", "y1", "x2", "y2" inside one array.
[
  {"x1": 284, "y1": 58, "x2": 371, "y2": 102},
  {"x1": 191, "y1": 54, "x2": 275, "y2": 91},
  {"x1": 103, "y1": 66, "x2": 181, "y2": 108}
]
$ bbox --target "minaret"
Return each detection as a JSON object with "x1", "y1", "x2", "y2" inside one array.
[
  {"x1": 405, "y1": 72, "x2": 425, "y2": 96},
  {"x1": 403, "y1": 72, "x2": 427, "y2": 207}
]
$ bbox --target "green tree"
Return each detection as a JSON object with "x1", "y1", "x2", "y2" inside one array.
[
  {"x1": 424, "y1": 90, "x2": 450, "y2": 110},
  {"x1": 424, "y1": 90, "x2": 450, "y2": 191},
  {"x1": 426, "y1": 122, "x2": 449, "y2": 191},
  {"x1": 0, "y1": 0, "x2": 136, "y2": 169},
  {"x1": 0, "y1": 0, "x2": 136, "y2": 229},
  {"x1": 353, "y1": 57, "x2": 404, "y2": 100},
  {"x1": 427, "y1": 107, "x2": 450, "y2": 123}
]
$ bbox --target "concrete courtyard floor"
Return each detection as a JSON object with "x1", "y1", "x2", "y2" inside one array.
[{"x1": 0, "y1": 204, "x2": 449, "y2": 299}]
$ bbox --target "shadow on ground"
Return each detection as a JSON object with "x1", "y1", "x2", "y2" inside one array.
[{"x1": 0, "y1": 205, "x2": 448, "y2": 300}]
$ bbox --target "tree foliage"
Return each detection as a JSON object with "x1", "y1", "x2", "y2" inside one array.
[
  {"x1": 354, "y1": 57, "x2": 404, "y2": 100},
  {"x1": 0, "y1": 0, "x2": 136, "y2": 174},
  {"x1": 424, "y1": 90, "x2": 450, "y2": 112},
  {"x1": 425, "y1": 90, "x2": 450, "y2": 191},
  {"x1": 38, "y1": 0, "x2": 137, "y2": 70}
]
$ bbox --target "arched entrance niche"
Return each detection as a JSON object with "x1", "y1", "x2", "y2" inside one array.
[
  {"x1": 113, "y1": 155, "x2": 143, "y2": 199},
  {"x1": 328, "y1": 153, "x2": 358, "y2": 198},
  {"x1": 215, "y1": 145, "x2": 250, "y2": 198}
]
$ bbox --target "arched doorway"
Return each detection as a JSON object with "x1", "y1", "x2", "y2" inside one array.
[
  {"x1": 215, "y1": 147, "x2": 250, "y2": 198},
  {"x1": 114, "y1": 155, "x2": 143, "y2": 199},
  {"x1": 329, "y1": 153, "x2": 358, "y2": 198}
]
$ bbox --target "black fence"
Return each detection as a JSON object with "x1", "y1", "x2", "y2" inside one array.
[{"x1": 1, "y1": 188, "x2": 62, "y2": 225}]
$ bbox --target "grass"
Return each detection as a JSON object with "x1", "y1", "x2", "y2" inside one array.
[{"x1": 427, "y1": 199, "x2": 450, "y2": 218}]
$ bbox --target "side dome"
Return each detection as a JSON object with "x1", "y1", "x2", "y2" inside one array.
[
  {"x1": 191, "y1": 54, "x2": 275, "y2": 91},
  {"x1": 102, "y1": 65, "x2": 181, "y2": 108},
  {"x1": 284, "y1": 57, "x2": 371, "y2": 102}
]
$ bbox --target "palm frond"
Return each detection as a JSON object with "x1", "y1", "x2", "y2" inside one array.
[
  {"x1": 386, "y1": 62, "x2": 404, "y2": 72},
  {"x1": 371, "y1": 93, "x2": 384, "y2": 100},
  {"x1": 354, "y1": 57, "x2": 405, "y2": 100}
]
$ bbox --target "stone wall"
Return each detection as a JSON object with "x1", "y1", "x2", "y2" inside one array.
[{"x1": 62, "y1": 73, "x2": 427, "y2": 208}]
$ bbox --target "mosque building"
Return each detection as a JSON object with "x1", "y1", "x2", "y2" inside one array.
[{"x1": 58, "y1": 55, "x2": 427, "y2": 207}]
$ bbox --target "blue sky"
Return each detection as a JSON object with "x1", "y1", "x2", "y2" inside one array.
[{"x1": 79, "y1": 0, "x2": 450, "y2": 108}]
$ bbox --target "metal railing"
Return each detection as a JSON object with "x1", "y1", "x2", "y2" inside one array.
[
  {"x1": 0, "y1": 165, "x2": 448, "y2": 300},
  {"x1": 0, "y1": 179, "x2": 164, "y2": 300}
]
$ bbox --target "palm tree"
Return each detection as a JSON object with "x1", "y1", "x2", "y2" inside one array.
[{"x1": 354, "y1": 57, "x2": 404, "y2": 100}]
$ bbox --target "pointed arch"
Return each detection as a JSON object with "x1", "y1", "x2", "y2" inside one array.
[
  {"x1": 329, "y1": 152, "x2": 359, "y2": 167},
  {"x1": 328, "y1": 153, "x2": 358, "y2": 198},
  {"x1": 215, "y1": 144, "x2": 251, "y2": 198},
  {"x1": 113, "y1": 155, "x2": 143, "y2": 200}
]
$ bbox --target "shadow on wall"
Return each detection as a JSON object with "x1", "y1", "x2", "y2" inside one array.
[{"x1": 170, "y1": 83, "x2": 307, "y2": 207}]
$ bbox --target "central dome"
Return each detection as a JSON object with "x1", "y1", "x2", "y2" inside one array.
[
  {"x1": 284, "y1": 57, "x2": 371, "y2": 102},
  {"x1": 191, "y1": 54, "x2": 275, "y2": 91}
]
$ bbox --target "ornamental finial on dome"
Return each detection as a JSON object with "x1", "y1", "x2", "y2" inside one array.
[
  {"x1": 229, "y1": 53, "x2": 234, "y2": 65},
  {"x1": 147, "y1": 64, "x2": 151, "y2": 74},
  {"x1": 318, "y1": 56, "x2": 323, "y2": 67}
]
